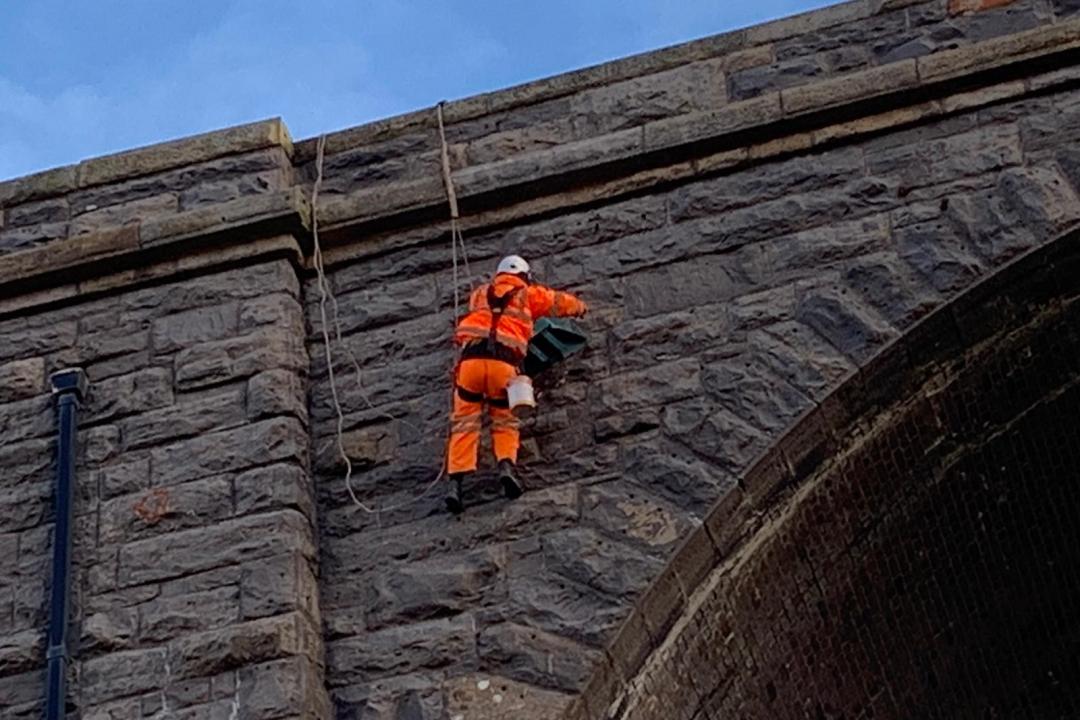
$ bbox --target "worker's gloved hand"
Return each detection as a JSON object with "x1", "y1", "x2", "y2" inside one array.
[{"x1": 575, "y1": 303, "x2": 588, "y2": 318}]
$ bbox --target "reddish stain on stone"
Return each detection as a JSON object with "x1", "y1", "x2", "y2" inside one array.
[{"x1": 948, "y1": 0, "x2": 1016, "y2": 14}]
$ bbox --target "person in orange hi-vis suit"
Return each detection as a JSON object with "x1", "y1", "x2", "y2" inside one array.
[{"x1": 445, "y1": 254, "x2": 587, "y2": 514}]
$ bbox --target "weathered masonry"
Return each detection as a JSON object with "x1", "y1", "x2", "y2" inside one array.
[{"x1": 2, "y1": 0, "x2": 1080, "y2": 717}]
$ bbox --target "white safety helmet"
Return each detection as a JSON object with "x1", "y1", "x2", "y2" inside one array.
[{"x1": 496, "y1": 255, "x2": 531, "y2": 277}]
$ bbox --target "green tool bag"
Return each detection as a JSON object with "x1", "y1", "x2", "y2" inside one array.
[{"x1": 523, "y1": 317, "x2": 588, "y2": 378}]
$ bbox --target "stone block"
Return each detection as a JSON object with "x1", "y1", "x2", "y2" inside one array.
[
  {"x1": 80, "y1": 607, "x2": 137, "y2": 653},
  {"x1": 572, "y1": 58, "x2": 729, "y2": 136},
  {"x1": 670, "y1": 525, "x2": 719, "y2": 597},
  {"x1": 796, "y1": 284, "x2": 899, "y2": 361},
  {"x1": 703, "y1": 485, "x2": 754, "y2": 557},
  {"x1": 701, "y1": 357, "x2": 815, "y2": 434},
  {"x1": 82, "y1": 696, "x2": 144, "y2": 720},
  {"x1": 137, "y1": 585, "x2": 240, "y2": 644},
  {"x1": 238, "y1": 656, "x2": 327, "y2": 720},
  {"x1": 745, "y1": 0, "x2": 879, "y2": 44},
  {"x1": 622, "y1": 438, "x2": 734, "y2": 515},
  {"x1": 581, "y1": 481, "x2": 689, "y2": 551},
  {"x1": 315, "y1": 421, "x2": 398, "y2": 473},
  {"x1": 0, "y1": 628, "x2": 42, "y2": 676},
  {"x1": 247, "y1": 369, "x2": 307, "y2": 422},
  {"x1": 846, "y1": 250, "x2": 943, "y2": 327},
  {"x1": 636, "y1": 563, "x2": 684, "y2": 644},
  {"x1": 3, "y1": 197, "x2": 70, "y2": 228},
  {"x1": 150, "y1": 301, "x2": 239, "y2": 353},
  {"x1": 240, "y1": 552, "x2": 319, "y2": 621},
  {"x1": 894, "y1": 216, "x2": 987, "y2": 294},
  {"x1": 168, "y1": 612, "x2": 313, "y2": 680},
  {"x1": 781, "y1": 60, "x2": 918, "y2": 114},
  {"x1": 0, "y1": 436, "x2": 51, "y2": 493},
  {"x1": 239, "y1": 292, "x2": 303, "y2": 329},
  {"x1": 776, "y1": 8, "x2": 910, "y2": 64},
  {"x1": 0, "y1": 317, "x2": 77, "y2": 366},
  {"x1": 443, "y1": 673, "x2": 574, "y2": 720},
  {"x1": 542, "y1": 528, "x2": 665, "y2": 601},
  {"x1": 72, "y1": 146, "x2": 291, "y2": 211},
  {"x1": 505, "y1": 565, "x2": 628, "y2": 648},
  {"x1": 77, "y1": 328, "x2": 151, "y2": 371},
  {"x1": 174, "y1": 326, "x2": 307, "y2": 390},
  {"x1": 0, "y1": 224, "x2": 139, "y2": 285},
  {"x1": 363, "y1": 548, "x2": 502, "y2": 630},
  {"x1": 149, "y1": 417, "x2": 306, "y2": 487},
  {"x1": 328, "y1": 614, "x2": 476, "y2": 681},
  {"x1": 99, "y1": 475, "x2": 234, "y2": 545},
  {"x1": 138, "y1": 188, "x2": 306, "y2": 247},
  {"x1": 96, "y1": 456, "x2": 151, "y2": 500},
  {"x1": 72, "y1": 193, "x2": 177, "y2": 235},
  {"x1": 743, "y1": 322, "x2": 856, "y2": 402},
  {"x1": 124, "y1": 258, "x2": 298, "y2": 318},
  {"x1": 456, "y1": 129, "x2": 644, "y2": 197},
  {"x1": 77, "y1": 118, "x2": 290, "y2": 188},
  {"x1": 736, "y1": 214, "x2": 892, "y2": 286},
  {"x1": 729, "y1": 57, "x2": 825, "y2": 102},
  {"x1": 178, "y1": 169, "x2": 287, "y2": 210},
  {"x1": 478, "y1": 622, "x2": 598, "y2": 692},
  {"x1": 158, "y1": 567, "x2": 241, "y2": 601},
  {"x1": 0, "y1": 164, "x2": 77, "y2": 207},
  {"x1": 316, "y1": 176, "x2": 443, "y2": 227},
  {"x1": 918, "y1": 18, "x2": 1080, "y2": 81},
  {"x1": 121, "y1": 385, "x2": 246, "y2": 451},
  {"x1": 234, "y1": 463, "x2": 314, "y2": 520},
  {"x1": 117, "y1": 509, "x2": 313, "y2": 586},
  {"x1": 319, "y1": 272, "x2": 440, "y2": 335},
  {"x1": 869, "y1": 122, "x2": 1022, "y2": 193},
  {"x1": 594, "y1": 358, "x2": 701, "y2": 416},
  {"x1": 83, "y1": 424, "x2": 122, "y2": 464},
  {"x1": 0, "y1": 393, "x2": 52, "y2": 444},
  {"x1": 642, "y1": 94, "x2": 782, "y2": 150},
  {"x1": 84, "y1": 366, "x2": 173, "y2": 425},
  {"x1": 81, "y1": 646, "x2": 168, "y2": 704},
  {"x1": 158, "y1": 676, "x2": 214, "y2": 712},
  {"x1": 465, "y1": 120, "x2": 575, "y2": 166},
  {"x1": 607, "y1": 608, "x2": 653, "y2": 682},
  {"x1": 0, "y1": 221, "x2": 69, "y2": 253},
  {"x1": 667, "y1": 144, "x2": 862, "y2": 222}
]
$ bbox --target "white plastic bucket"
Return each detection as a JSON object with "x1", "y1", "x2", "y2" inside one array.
[{"x1": 507, "y1": 375, "x2": 536, "y2": 412}]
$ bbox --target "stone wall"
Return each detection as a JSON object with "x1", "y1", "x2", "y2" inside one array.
[
  {"x1": 597, "y1": 234, "x2": 1080, "y2": 719},
  {"x1": 0, "y1": 257, "x2": 330, "y2": 718},
  {"x1": 310, "y1": 58, "x2": 1080, "y2": 720},
  {"x1": 0, "y1": 0, "x2": 1079, "y2": 718}
]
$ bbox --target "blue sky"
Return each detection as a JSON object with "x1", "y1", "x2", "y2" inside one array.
[{"x1": 0, "y1": 0, "x2": 833, "y2": 181}]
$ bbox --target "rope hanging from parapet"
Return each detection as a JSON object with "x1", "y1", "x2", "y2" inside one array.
[
  {"x1": 437, "y1": 101, "x2": 474, "y2": 315},
  {"x1": 308, "y1": 102, "x2": 476, "y2": 517}
]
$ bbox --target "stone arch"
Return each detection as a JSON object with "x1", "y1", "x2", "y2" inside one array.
[{"x1": 569, "y1": 230, "x2": 1080, "y2": 720}]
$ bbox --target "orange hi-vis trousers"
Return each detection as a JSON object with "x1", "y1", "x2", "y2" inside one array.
[{"x1": 447, "y1": 358, "x2": 520, "y2": 474}]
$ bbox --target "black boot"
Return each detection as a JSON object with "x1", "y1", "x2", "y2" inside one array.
[
  {"x1": 498, "y1": 460, "x2": 523, "y2": 500},
  {"x1": 445, "y1": 474, "x2": 465, "y2": 515}
]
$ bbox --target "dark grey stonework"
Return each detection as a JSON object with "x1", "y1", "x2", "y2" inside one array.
[{"x1": 0, "y1": 2, "x2": 1079, "y2": 718}]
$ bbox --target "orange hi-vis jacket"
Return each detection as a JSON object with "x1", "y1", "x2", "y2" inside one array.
[{"x1": 454, "y1": 273, "x2": 587, "y2": 360}]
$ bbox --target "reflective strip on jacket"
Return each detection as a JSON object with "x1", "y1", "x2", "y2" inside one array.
[{"x1": 454, "y1": 273, "x2": 586, "y2": 359}]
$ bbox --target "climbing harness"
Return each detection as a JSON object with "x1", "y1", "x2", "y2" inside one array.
[{"x1": 313, "y1": 101, "x2": 586, "y2": 516}]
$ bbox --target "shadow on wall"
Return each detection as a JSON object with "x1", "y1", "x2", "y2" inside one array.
[{"x1": 598, "y1": 231, "x2": 1080, "y2": 720}]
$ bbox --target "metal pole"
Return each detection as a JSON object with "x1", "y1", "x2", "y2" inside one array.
[{"x1": 46, "y1": 369, "x2": 87, "y2": 720}]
